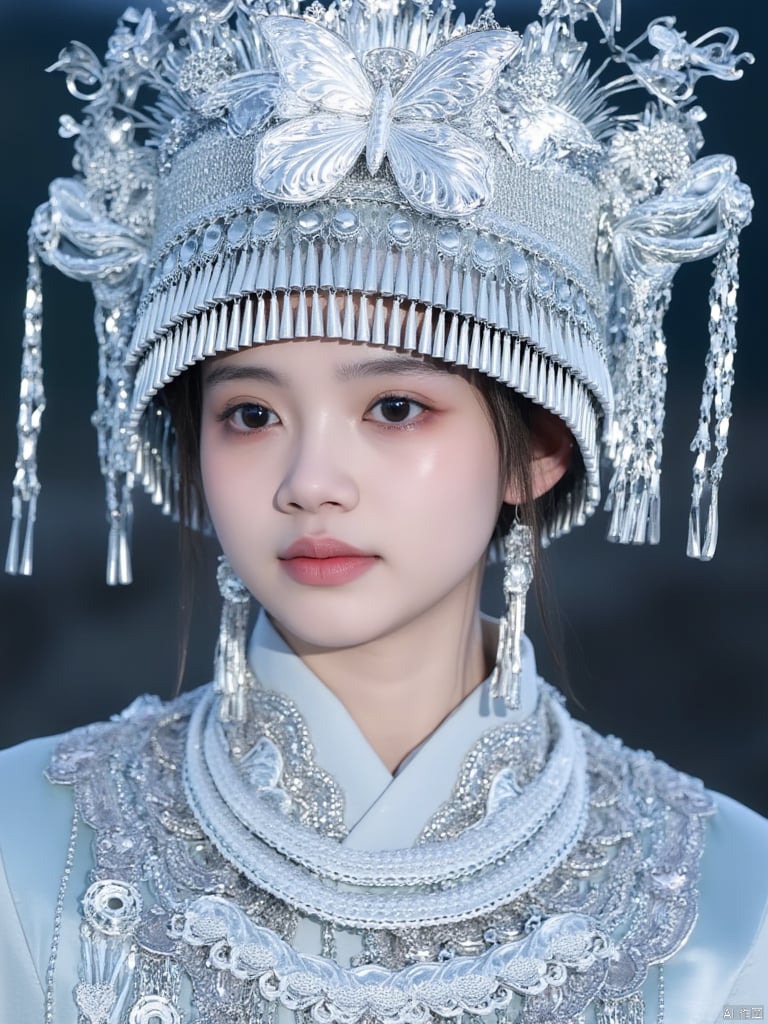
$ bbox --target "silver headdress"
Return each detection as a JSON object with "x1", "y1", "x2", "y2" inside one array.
[{"x1": 6, "y1": 0, "x2": 752, "y2": 582}]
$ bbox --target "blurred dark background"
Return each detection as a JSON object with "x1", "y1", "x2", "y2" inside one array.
[{"x1": 1, "y1": 0, "x2": 766, "y2": 814}]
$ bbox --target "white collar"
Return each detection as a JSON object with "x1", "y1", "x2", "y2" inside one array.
[{"x1": 247, "y1": 610, "x2": 542, "y2": 847}]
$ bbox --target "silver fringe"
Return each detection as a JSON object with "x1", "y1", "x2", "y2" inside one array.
[
  {"x1": 687, "y1": 221, "x2": 742, "y2": 560},
  {"x1": 214, "y1": 556, "x2": 252, "y2": 724},
  {"x1": 6, "y1": 235, "x2": 45, "y2": 577},
  {"x1": 490, "y1": 521, "x2": 534, "y2": 711}
]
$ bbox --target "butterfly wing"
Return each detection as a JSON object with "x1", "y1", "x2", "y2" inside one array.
[
  {"x1": 261, "y1": 16, "x2": 374, "y2": 116},
  {"x1": 387, "y1": 122, "x2": 493, "y2": 216},
  {"x1": 254, "y1": 115, "x2": 368, "y2": 202},
  {"x1": 393, "y1": 29, "x2": 520, "y2": 122},
  {"x1": 198, "y1": 71, "x2": 282, "y2": 135}
]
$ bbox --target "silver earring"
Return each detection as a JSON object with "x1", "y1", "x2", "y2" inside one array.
[
  {"x1": 490, "y1": 518, "x2": 534, "y2": 711},
  {"x1": 214, "y1": 556, "x2": 251, "y2": 723}
]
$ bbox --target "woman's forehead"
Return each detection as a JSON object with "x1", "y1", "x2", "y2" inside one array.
[{"x1": 202, "y1": 339, "x2": 454, "y2": 385}]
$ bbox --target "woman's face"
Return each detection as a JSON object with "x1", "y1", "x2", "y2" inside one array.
[{"x1": 200, "y1": 338, "x2": 511, "y2": 650}]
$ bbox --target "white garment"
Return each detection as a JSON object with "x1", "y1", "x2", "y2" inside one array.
[{"x1": 0, "y1": 614, "x2": 766, "y2": 1023}]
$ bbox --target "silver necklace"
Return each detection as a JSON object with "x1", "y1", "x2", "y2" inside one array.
[{"x1": 183, "y1": 683, "x2": 589, "y2": 926}]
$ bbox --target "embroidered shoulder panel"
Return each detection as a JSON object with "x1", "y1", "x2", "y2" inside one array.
[{"x1": 413, "y1": 715, "x2": 714, "y2": 1002}]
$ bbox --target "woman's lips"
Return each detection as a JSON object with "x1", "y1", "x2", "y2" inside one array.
[{"x1": 279, "y1": 537, "x2": 378, "y2": 586}]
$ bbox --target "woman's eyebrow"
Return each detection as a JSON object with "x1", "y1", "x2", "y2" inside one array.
[
  {"x1": 204, "y1": 355, "x2": 445, "y2": 388},
  {"x1": 203, "y1": 364, "x2": 286, "y2": 388},
  {"x1": 335, "y1": 357, "x2": 446, "y2": 381}
]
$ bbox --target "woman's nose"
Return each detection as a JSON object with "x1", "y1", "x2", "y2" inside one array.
[{"x1": 274, "y1": 424, "x2": 360, "y2": 514}]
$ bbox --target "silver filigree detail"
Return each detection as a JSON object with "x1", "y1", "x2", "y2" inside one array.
[
  {"x1": 618, "y1": 19, "x2": 753, "y2": 108},
  {"x1": 128, "y1": 995, "x2": 181, "y2": 1024},
  {"x1": 253, "y1": 18, "x2": 521, "y2": 216},
  {"x1": 83, "y1": 879, "x2": 143, "y2": 936},
  {"x1": 225, "y1": 684, "x2": 348, "y2": 838},
  {"x1": 605, "y1": 154, "x2": 752, "y2": 551},
  {"x1": 178, "y1": 49, "x2": 237, "y2": 100},
  {"x1": 419, "y1": 696, "x2": 551, "y2": 842},
  {"x1": 173, "y1": 896, "x2": 613, "y2": 1022},
  {"x1": 182, "y1": 684, "x2": 588, "y2": 923},
  {"x1": 47, "y1": 677, "x2": 717, "y2": 1022}
]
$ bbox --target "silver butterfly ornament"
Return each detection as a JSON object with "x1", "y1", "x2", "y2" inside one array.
[{"x1": 252, "y1": 18, "x2": 521, "y2": 218}]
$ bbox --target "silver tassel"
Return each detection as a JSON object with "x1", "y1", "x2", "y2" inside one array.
[
  {"x1": 320, "y1": 241, "x2": 334, "y2": 290},
  {"x1": 364, "y1": 245, "x2": 379, "y2": 293},
  {"x1": 336, "y1": 241, "x2": 350, "y2": 291},
  {"x1": 295, "y1": 290, "x2": 308, "y2": 337},
  {"x1": 418, "y1": 306, "x2": 433, "y2": 355},
  {"x1": 343, "y1": 292, "x2": 356, "y2": 339},
  {"x1": 444, "y1": 314, "x2": 459, "y2": 362},
  {"x1": 289, "y1": 240, "x2": 303, "y2": 290},
  {"x1": 350, "y1": 241, "x2": 364, "y2": 292},
  {"x1": 106, "y1": 471, "x2": 134, "y2": 586},
  {"x1": 305, "y1": 240, "x2": 319, "y2": 289},
  {"x1": 236, "y1": 296, "x2": 252, "y2": 348},
  {"x1": 387, "y1": 298, "x2": 402, "y2": 347},
  {"x1": 403, "y1": 302, "x2": 418, "y2": 350},
  {"x1": 311, "y1": 289, "x2": 325, "y2": 337},
  {"x1": 595, "y1": 993, "x2": 645, "y2": 1024},
  {"x1": 372, "y1": 297, "x2": 386, "y2": 344},
  {"x1": 408, "y1": 249, "x2": 421, "y2": 299},
  {"x1": 606, "y1": 286, "x2": 669, "y2": 549},
  {"x1": 254, "y1": 295, "x2": 267, "y2": 343},
  {"x1": 395, "y1": 247, "x2": 409, "y2": 297},
  {"x1": 273, "y1": 246, "x2": 288, "y2": 291},
  {"x1": 214, "y1": 556, "x2": 251, "y2": 724},
  {"x1": 381, "y1": 249, "x2": 395, "y2": 295},
  {"x1": 688, "y1": 223, "x2": 742, "y2": 560},
  {"x1": 356, "y1": 294, "x2": 371, "y2": 342},
  {"x1": 279, "y1": 290, "x2": 294, "y2": 338},
  {"x1": 433, "y1": 258, "x2": 447, "y2": 307},
  {"x1": 267, "y1": 291, "x2": 280, "y2": 341},
  {"x1": 7, "y1": 236, "x2": 46, "y2": 576},
  {"x1": 489, "y1": 521, "x2": 534, "y2": 711}
]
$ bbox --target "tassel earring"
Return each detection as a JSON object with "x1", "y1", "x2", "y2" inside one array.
[
  {"x1": 214, "y1": 556, "x2": 252, "y2": 723},
  {"x1": 490, "y1": 518, "x2": 534, "y2": 711}
]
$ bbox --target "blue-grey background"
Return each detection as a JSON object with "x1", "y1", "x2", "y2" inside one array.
[{"x1": 1, "y1": 0, "x2": 766, "y2": 813}]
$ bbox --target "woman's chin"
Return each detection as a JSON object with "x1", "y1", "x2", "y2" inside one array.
[{"x1": 265, "y1": 605, "x2": 412, "y2": 656}]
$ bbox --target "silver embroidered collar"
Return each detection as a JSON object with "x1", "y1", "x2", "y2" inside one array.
[{"x1": 48, "y1": 664, "x2": 714, "y2": 1024}]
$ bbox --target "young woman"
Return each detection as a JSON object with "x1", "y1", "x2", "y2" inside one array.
[{"x1": 1, "y1": 0, "x2": 766, "y2": 1022}]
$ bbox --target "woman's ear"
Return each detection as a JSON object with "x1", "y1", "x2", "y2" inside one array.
[{"x1": 502, "y1": 406, "x2": 574, "y2": 504}]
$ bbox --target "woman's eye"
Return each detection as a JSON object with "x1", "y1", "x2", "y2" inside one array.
[
  {"x1": 225, "y1": 403, "x2": 277, "y2": 431},
  {"x1": 369, "y1": 396, "x2": 426, "y2": 425}
]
